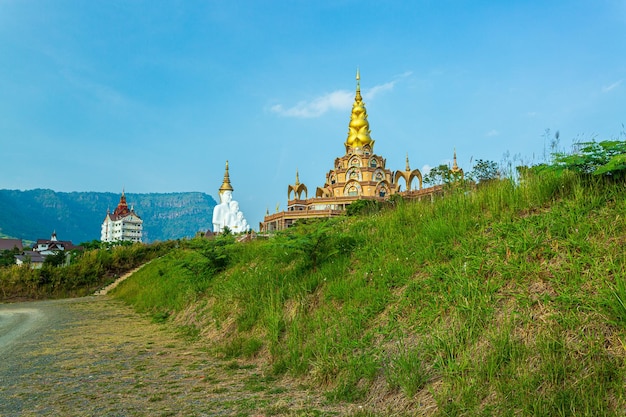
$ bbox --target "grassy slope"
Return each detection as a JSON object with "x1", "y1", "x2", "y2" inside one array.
[{"x1": 114, "y1": 172, "x2": 626, "y2": 416}]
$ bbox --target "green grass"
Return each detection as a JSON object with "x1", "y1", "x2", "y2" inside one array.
[
  {"x1": 0, "y1": 241, "x2": 174, "y2": 300},
  {"x1": 113, "y1": 171, "x2": 626, "y2": 415}
]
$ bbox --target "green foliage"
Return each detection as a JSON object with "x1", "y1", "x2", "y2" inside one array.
[
  {"x1": 345, "y1": 199, "x2": 383, "y2": 216},
  {"x1": 43, "y1": 250, "x2": 67, "y2": 267},
  {"x1": 0, "y1": 241, "x2": 174, "y2": 300},
  {"x1": 468, "y1": 159, "x2": 500, "y2": 183},
  {"x1": 385, "y1": 344, "x2": 431, "y2": 397},
  {"x1": 112, "y1": 171, "x2": 626, "y2": 414},
  {"x1": 607, "y1": 276, "x2": 626, "y2": 326},
  {"x1": 275, "y1": 218, "x2": 358, "y2": 271},
  {"x1": 0, "y1": 248, "x2": 19, "y2": 267},
  {"x1": 113, "y1": 237, "x2": 237, "y2": 315},
  {"x1": 186, "y1": 234, "x2": 234, "y2": 276},
  {"x1": 345, "y1": 196, "x2": 404, "y2": 217},
  {"x1": 423, "y1": 164, "x2": 463, "y2": 186},
  {"x1": 219, "y1": 336, "x2": 264, "y2": 359},
  {"x1": 542, "y1": 139, "x2": 626, "y2": 179}
]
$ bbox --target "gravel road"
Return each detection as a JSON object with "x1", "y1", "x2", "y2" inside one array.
[{"x1": 0, "y1": 297, "x2": 349, "y2": 417}]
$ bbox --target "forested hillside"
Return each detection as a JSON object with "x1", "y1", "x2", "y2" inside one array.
[{"x1": 0, "y1": 189, "x2": 217, "y2": 243}]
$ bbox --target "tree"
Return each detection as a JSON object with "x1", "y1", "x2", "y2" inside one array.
[
  {"x1": 468, "y1": 159, "x2": 500, "y2": 184},
  {"x1": 552, "y1": 140, "x2": 626, "y2": 178},
  {"x1": 44, "y1": 250, "x2": 67, "y2": 267},
  {"x1": 0, "y1": 248, "x2": 19, "y2": 267},
  {"x1": 424, "y1": 164, "x2": 451, "y2": 185}
]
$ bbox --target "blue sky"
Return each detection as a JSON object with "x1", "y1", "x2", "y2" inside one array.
[{"x1": 1, "y1": 0, "x2": 625, "y2": 230}]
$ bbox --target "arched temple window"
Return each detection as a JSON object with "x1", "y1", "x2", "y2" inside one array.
[
  {"x1": 344, "y1": 181, "x2": 362, "y2": 197},
  {"x1": 346, "y1": 167, "x2": 362, "y2": 181}
]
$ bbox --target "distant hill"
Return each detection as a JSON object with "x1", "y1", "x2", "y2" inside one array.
[{"x1": 0, "y1": 189, "x2": 217, "y2": 244}]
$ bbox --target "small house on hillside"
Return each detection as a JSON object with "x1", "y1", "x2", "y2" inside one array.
[
  {"x1": 15, "y1": 251, "x2": 46, "y2": 269},
  {"x1": 33, "y1": 231, "x2": 78, "y2": 255}
]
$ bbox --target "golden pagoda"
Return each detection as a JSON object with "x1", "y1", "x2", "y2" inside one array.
[
  {"x1": 450, "y1": 149, "x2": 464, "y2": 177},
  {"x1": 260, "y1": 71, "x2": 451, "y2": 232}
]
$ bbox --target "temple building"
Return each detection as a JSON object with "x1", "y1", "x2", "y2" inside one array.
[
  {"x1": 260, "y1": 70, "x2": 459, "y2": 232},
  {"x1": 101, "y1": 191, "x2": 143, "y2": 243}
]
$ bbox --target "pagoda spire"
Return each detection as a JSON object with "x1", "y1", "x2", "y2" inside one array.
[
  {"x1": 219, "y1": 160, "x2": 234, "y2": 193},
  {"x1": 451, "y1": 148, "x2": 464, "y2": 177},
  {"x1": 451, "y1": 149, "x2": 460, "y2": 172},
  {"x1": 345, "y1": 69, "x2": 374, "y2": 154},
  {"x1": 113, "y1": 189, "x2": 130, "y2": 217},
  {"x1": 406, "y1": 153, "x2": 411, "y2": 171},
  {"x1": 288, "y1": 168, "x2": 308, "y2": 200},
  {"x1": 355, "y1": 67, "x2": 362, "y2": 101}
]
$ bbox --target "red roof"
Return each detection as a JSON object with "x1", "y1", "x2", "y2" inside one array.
[
  {"x1": 113, "y1": 193, "x2": 131, "y2": 217},
  {"x1": 106, "y1": 192, "x2": 141, "y2": 221}
]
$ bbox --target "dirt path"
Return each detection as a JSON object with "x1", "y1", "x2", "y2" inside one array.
[
  {"x1": 0, "y1": 297, "x2": 353, "y2": 417},
  {"x1": 93, "y1": 263, "x2": 150, "y2": 296}
]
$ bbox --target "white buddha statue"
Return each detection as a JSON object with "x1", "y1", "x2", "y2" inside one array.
[
  {"x1": 212, "y1": 161, "x2": 250, "y2": 233},
  {"x1": 229, "y1": 201, "x2": 250, "y2": 232}
]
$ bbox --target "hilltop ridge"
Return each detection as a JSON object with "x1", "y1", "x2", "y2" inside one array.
[{"x1": 0, "y1": 189, "x2": 217, "y2": 243}]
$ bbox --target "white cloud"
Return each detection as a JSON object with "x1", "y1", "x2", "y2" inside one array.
[
  {"x1": 602, "y1": 80, "x2": 623, "y2": 93},
  {"x1": 486, "y1": 129, "x2": 500, "y2": 137},
  {"x1": 271, "y1": 73, "x2": 411, "y2": 118},
  {"x1": 363, "y1": 81, "x2": 395, "y2": 101},
  {"x1": 421, "y1": 164, "x2": 432, "y2": 176},
  {"x1": 270, "y1": 90, "x2": 353, "y2": 118},
  {"x1": 364, "y1": 71, "x2": 412, "y2": 101}
]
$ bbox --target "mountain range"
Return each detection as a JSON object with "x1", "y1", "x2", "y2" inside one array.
[{"x1": 0, "y1": 189, "x2": 217, "y2": 244}]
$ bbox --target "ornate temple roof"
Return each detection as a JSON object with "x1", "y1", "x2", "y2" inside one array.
[
  {"x1": 345, "y1": 69, "x2": 374, "y2": 154},
  {"x1": 288, "y1": 169, "x2": 308, "y2": 200},
  {"x1": 112, "y1": 190, "x2": 131, "y2": 217},
  {"x1": 108, "y1": 190, "x2": 141, "y2": 221}
]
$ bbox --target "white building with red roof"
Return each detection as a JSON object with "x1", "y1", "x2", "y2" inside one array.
[{"x1": 101, "y1": 191, "x2": 143, "y2": 243}]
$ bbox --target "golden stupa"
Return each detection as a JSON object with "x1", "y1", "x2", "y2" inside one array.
[
  {"x1": 260, "y1": 71, "x2": 456, "y2": 232},
  {"x1": 345, "y1": 69, "x2": 375, "y2": 153}
]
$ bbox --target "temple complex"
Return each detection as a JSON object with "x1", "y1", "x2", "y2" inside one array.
[
  {"x1": 101, "y1": 191, "x2": 143, "y2": 243},
  {"x1": 260, "y1": 70, "x2": 459, "y2": 232}
]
